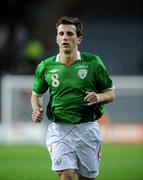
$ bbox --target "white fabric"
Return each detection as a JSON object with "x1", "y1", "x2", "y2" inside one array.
[
  {"x1": 55, "y1": 50, "x2": 81, "y2": 62},
  {"x1": 46, "y1": 121, "x2": 102, "y2": 178}
]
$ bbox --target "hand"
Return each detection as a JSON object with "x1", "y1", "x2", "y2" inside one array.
[
  {"x1": 84, "y1": 91, "x2": 101, "y2": 106},
  {"x1": 32, "y1": 108, "x2": 44, "y2": 123}
]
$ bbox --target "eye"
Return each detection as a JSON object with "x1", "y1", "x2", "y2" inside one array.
[
  {"x1": 67, "y1": 32, "x2": 74, "y2": 36},
  {"x1": 58, "y1": 32, "x2": 64, "y2": 36}
]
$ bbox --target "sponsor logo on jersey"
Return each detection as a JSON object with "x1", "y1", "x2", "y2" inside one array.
[
  {"x1": 78, "y1": 69, "x2": 88, "y2": 79},
  {"x1": 49, "y1": 69, "x2": 59, "y2": 73}
]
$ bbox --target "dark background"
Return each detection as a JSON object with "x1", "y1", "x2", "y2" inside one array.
[{"x1": 0, "y1": 0, "x2": 143, "y2": 75}]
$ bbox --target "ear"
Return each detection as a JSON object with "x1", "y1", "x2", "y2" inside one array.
[
  {"x1": 77, "y1": 36, "x2": 82, "y2": 45},
  {"x1": 56, "y1": 36, "x2": 59, "y2": 45}
]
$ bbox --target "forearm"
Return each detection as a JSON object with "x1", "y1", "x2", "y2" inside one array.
[
  {"x1": 84, "y1": 89, "x2": 115, "y2": 106},
  {"x1": 31, "y1": 94, "x2": 43, "y2": 110},
  {"x1": 31, "y1": 94, "x2": 44, "y2": 123},
  {"x1": 98, "y1": 90, "x2": 115, "y2": 104}
]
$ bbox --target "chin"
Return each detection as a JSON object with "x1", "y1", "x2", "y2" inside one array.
[{"x1": 63, "y1": 49, "x2": 71, "y2": 54}]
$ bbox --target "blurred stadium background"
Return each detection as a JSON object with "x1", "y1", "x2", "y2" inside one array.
[{"x1": 0, "y1": 0, "x2": 143, "y2": 179}]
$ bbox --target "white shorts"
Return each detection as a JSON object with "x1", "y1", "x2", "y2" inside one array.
[{"x1": 46, "y1": 121, "x2": 102, "y2": 178}]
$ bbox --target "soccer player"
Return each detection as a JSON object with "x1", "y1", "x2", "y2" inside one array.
[{"x1": 31, "y1": 16, "x2": 115, "y2": 180}]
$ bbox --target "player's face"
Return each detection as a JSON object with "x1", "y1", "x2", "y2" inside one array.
[{"x1": 56, "y1": 24, "x2": 82, "y2": 53}]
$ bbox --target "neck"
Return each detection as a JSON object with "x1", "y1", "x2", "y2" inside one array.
[{"x1": 59, "y1": 51, "x2": 77, "y2": 65}]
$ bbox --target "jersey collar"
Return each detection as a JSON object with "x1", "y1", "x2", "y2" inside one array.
[{"x1": 56, "y1": 51, "x2": 81, "y2": 62}]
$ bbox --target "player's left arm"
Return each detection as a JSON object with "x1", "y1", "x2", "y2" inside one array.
[
  {"x1": 84, "y1": 89, "x2": 115, "y2": 106},
  {"x1": 85, "y1": 55, "x2": 116, "y2": 105}
]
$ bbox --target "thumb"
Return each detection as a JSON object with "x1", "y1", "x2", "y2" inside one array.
[
  {"x1": 40, "y1": 108, "x2": 43, "y2": 112},
  {"x1": 86, "y1": 91, "x2": 90, "y2": 94}
]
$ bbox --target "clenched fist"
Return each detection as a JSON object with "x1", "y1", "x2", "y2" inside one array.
[
  {"x1": 84, "y1": 91, "x2": 101, "y2": 106},
  {"x1": 32, "y1": 108, "x2": 44, "y2": 123}
]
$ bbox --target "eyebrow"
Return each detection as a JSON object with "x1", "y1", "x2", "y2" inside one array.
[{"x1": 58, "y1": 31, "x2": 75, "y2": 34}]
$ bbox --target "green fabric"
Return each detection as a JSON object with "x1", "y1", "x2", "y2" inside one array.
[{"x1": 32, "y1": 52, "x2": 113, "y2": 123}]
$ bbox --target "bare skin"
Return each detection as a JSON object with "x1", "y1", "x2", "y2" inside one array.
[
  {"x1": 31, "y1": 94, "x2": 43, "y2": 123},
  {"x1": 56, "y1": 24, "x2": 82, "y2": 65}
]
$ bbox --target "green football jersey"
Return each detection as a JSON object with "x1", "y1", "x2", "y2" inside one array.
[{"x1": 32, "y1": 51, "x2": 113, "y2": 123}]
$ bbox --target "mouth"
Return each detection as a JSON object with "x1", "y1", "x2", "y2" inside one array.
[{"x1": 62, "y1": 42, "x2": 70, "y2": 47}]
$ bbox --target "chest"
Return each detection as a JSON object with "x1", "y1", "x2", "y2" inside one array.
[{"x1": 44, "y1": 62, "x2": 95, "y2": 89}]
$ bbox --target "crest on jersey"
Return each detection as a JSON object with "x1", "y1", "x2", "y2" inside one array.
[{"x1": 78, "y1": 69, "x2": 87, "y2": 79}]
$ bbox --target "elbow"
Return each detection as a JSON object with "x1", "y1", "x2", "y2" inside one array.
[{"x1": 111, "y1": 90, "x2": 116, "y2": 102}]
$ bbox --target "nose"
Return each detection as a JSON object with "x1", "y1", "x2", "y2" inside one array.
[{"x1": 63, "y1": 33, "x2": 68, "y2": 40}]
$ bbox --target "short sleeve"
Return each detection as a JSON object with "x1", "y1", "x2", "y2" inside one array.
[
  {"x1": 32, "y1": 61, "x2": 48, "y2": 95},
  {"x1": 95, "y1": 56, "x2": 114, "y2": 92}
]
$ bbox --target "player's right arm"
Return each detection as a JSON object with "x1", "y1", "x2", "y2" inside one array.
[
  {"x1": 31, "y1": 61, "x2": 48, "y2": 123},
  {"x1": 31, "y1": 94, "x2": 43, "y2": 123}
]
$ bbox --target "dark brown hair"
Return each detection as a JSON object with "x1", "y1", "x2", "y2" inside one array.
[{"x1": 56, "y1": 16, "x2": 83, "y2": 37}]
